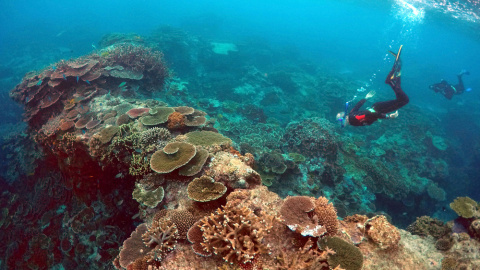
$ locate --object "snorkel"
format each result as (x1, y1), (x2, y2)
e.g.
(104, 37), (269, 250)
(337, 101), (349, 128)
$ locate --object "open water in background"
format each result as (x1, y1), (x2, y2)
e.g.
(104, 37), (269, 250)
(0, 0), (479, 198)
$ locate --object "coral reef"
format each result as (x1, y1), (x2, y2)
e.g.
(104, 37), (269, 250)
(3, 28), (480, 270)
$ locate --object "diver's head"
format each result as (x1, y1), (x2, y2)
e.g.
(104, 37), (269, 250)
(336, 112), (349, 127)
(336, 112), (345, 121)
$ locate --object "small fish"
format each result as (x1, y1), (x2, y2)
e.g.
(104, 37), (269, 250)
(63, 74), (67, 80)
(118, 82), (127, 88)
(92, 44), (97, 50)
(80, 104), (84, 110)
(48, 96), (52, 101)
(82, 130), (86, 134)
(26, 97), (29, 102)
(85, 80), (91, 85)
(36, 80), (42, 86)
(76, 76), (79, 83)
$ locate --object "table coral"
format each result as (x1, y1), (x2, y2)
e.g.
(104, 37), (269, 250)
(150, 142), (197, 173)
(450, 196), (479, 219)
(187, 176), (227, 202)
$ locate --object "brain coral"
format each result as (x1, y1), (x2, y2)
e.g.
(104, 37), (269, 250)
(150, 142), (196, 173)
(187, 176), (227, 202)
(317, 236), (363, 270)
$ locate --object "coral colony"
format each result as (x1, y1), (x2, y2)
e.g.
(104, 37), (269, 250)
(2, 31), (480, 269)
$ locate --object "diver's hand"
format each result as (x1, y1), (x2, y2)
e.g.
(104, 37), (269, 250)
(388, 111), (399, 118)
(365, 90), (376, 99)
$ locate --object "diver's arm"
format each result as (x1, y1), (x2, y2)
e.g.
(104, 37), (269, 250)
(350, 99), (367, 113)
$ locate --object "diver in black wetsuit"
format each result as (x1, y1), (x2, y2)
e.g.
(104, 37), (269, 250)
(429, 70), (470, 100)
(336, 46), (409, 127)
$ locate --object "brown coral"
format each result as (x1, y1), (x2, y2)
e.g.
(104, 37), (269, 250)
(167, 111), (185, 129)
(280, 196), (338, 237)
(192, 201), (277, 264)
(365, 215), (400, 250)
(141, 219), (179, 262)
(187, 176), (227, 202)
(178, 148), (209, 176)
(450, 196), (479, 218)
(150, 142), (197, 173)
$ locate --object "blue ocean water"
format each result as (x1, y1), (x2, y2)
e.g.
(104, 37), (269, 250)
(0, 0), (479, 268)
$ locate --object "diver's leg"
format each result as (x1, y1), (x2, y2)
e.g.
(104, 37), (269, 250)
(455, 74), (465, 92)
(372, 78), (409, 113)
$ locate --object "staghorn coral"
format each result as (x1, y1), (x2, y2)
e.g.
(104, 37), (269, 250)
(365, 215), (401, 250)
(275, 238), (330, 270)
(141, 218), (179, 262)
(194, 201), (277, 265)
(187, 176), (227, 202)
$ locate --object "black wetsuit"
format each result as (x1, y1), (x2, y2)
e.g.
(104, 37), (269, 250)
(348, 76), (409, 126)
(430, 74), (466, 100)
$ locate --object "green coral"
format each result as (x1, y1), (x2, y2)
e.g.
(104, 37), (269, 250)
(406, 216), (451, 239)
(140, 107), (175, 126)
(132, 183), (164, 208)
(185, 131), (231, 147)
(288, 152), (306, 163)
(450, 196), (479, 218)
(129, 153), (151, 176)
(317, 236), (363, 270)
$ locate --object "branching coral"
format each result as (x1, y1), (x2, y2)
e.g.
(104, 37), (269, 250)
(103, 43), (169, 91)
(141, 219), (179, 262)
(192, 201), (278, 265)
